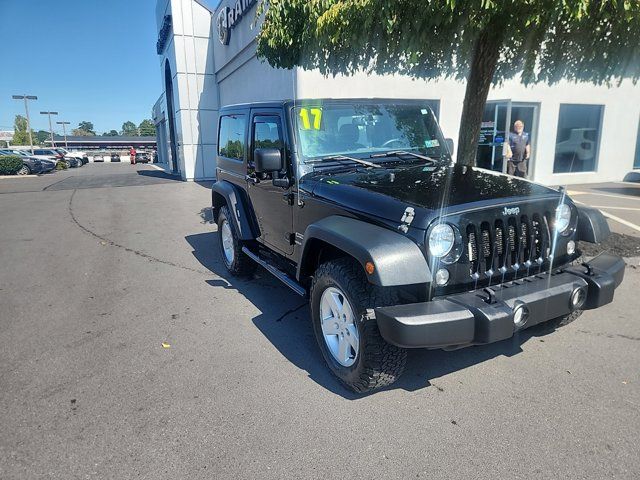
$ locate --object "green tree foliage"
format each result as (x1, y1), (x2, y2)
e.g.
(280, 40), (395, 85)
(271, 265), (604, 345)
(73, 121), (96, 136)
(12, 115), (33, 146)
(257, 0), (640, 166)
(121, 121), (138, 136)
(138, 119), (156, 137)
(34, 130), (50, 145)
(102, 130), (119, 136)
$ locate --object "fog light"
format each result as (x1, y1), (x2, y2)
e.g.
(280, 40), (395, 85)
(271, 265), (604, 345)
(435, 268), (450, 286)
(570, 286), (587, 310)
(567, 240), (576, 255)
(513, 304), (529, 328)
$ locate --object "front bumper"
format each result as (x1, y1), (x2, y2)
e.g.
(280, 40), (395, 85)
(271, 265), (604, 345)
(375, 253), (625, 349)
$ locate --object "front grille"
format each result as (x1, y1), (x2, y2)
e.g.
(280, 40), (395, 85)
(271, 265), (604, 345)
(466, 212), (553, 277)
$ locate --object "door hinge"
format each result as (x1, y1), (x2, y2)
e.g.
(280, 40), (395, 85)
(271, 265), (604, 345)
(283, 192), (295, 206)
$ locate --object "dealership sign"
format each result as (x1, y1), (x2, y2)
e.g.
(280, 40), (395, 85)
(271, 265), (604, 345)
(0, 130), (13, 143)
(217, 0), (257, 45)
(157, 15), (172, 54)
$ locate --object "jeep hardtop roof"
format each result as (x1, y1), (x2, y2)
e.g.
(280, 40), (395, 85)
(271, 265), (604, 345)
(219, 98), (437, 112)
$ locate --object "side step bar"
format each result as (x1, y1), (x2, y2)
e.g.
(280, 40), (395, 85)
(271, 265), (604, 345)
(241, 246), (307, 297)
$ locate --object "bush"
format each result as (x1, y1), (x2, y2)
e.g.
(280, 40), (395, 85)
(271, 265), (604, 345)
(0, 155), (24, 175)
(56, 160), (68, 170)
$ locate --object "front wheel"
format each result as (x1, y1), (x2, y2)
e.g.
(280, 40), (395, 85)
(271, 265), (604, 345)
(310, 258), (407, 393)
(17, 165), (31, 175)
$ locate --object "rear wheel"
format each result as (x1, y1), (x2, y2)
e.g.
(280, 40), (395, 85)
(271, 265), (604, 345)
(310, 258), (407, 393)
(17, 165), (31, 175)
(217, 205), (256, 277)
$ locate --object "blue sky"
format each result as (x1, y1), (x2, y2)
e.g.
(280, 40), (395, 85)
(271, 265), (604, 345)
(0, 0), (171, 134)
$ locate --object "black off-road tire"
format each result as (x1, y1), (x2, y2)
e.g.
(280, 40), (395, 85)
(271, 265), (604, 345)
(548, 309), (583, 329)
(217, 205), (256, 277)
(310, 257), (407, 393)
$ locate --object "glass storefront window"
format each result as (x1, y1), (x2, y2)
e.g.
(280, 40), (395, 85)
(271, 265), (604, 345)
(553, 104), (603, 173)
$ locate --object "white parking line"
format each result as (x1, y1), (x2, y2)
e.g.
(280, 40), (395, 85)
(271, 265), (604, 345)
(572, 199), (640, 233)
(590, 205), (640, 211)
(568, 190), (640, 203)
(599, 210), (640, 233)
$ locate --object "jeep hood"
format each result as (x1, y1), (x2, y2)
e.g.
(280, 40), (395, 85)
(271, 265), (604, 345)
(304, 163), (562, 230)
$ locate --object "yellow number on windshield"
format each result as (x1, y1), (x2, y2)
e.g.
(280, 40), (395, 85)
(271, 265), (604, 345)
(299, 108), (322, 130)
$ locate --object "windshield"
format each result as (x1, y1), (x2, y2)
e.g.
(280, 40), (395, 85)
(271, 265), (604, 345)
(293, 102), (448, 162)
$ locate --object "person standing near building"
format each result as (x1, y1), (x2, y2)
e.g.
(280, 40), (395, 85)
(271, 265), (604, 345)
(506, 120), (531, 178)
(129, 146), (136, 165)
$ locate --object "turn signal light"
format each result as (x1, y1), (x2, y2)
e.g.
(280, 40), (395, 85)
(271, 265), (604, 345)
(365, 262), (375, 275)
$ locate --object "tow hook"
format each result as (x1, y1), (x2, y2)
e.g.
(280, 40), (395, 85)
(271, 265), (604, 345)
(482, 287), (497, 304)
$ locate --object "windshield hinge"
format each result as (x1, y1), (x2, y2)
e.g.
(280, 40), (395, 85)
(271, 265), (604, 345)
(398, 207), (415, 233)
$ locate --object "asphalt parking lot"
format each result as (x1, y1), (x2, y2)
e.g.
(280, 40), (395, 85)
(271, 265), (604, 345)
(1, 163), (639, 479)
(568, 182), (640, 237)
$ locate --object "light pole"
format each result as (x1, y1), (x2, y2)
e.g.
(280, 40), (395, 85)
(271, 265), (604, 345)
(40, 111), (58, 148)
(56, 121), (70, 148)
(12, 95), (38, 154)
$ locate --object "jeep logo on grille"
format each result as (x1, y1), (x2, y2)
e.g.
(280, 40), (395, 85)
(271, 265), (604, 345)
(503, 206), (520, 216)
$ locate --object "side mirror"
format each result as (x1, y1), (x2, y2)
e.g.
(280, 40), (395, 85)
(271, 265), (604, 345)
(254, 148), (283, 173)
(445, 138), (455, 155)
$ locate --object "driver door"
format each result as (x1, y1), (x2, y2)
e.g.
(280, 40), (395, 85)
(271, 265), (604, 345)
(247, 110), (294, 255)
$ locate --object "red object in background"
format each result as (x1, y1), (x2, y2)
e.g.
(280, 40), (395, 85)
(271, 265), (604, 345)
(130, 147), (136, 164)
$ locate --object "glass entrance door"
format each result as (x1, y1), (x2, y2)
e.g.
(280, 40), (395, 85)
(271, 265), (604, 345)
(477, 101), (539, 177)
(477, 100), (511, 172)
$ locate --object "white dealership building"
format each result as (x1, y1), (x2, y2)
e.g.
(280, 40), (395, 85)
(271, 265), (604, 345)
(153, 0), (640, 185)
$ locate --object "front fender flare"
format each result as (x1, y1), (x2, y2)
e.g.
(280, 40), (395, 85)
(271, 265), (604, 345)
(576, 205), (610, 243)
(298, 216), (431, 286)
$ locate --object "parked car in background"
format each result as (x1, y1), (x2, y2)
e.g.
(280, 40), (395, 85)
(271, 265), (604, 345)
(135, 151), (151, 163)
(110, 152), (121, 162)
(0, 149), (55, 173)
(93, 154), (104, 162)
(56, 148), (89, 165)
(0, 150), (44, 175)
(11, 147), (60, 164)
(32, 148), (81, 168)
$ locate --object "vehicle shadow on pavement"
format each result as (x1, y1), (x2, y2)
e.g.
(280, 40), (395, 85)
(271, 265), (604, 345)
(185, 231), (354, 397)
(186, 230), (562, 399)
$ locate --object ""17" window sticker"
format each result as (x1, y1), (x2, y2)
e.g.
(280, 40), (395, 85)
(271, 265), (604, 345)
(299, 108), (323, 130)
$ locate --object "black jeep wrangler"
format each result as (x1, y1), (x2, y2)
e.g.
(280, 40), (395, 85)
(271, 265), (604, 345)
(211, 99), (624, 392)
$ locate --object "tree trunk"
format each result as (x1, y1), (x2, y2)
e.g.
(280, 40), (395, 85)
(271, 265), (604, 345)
(456, 25), (504, 167)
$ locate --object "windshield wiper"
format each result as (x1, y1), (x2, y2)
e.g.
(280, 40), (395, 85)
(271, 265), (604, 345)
(369, 150), (438, 163)
(313, 155), (382, 169)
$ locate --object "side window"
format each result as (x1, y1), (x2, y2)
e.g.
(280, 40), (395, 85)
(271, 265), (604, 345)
(250, 115), (283, 172)
(218, 115), (246, 160)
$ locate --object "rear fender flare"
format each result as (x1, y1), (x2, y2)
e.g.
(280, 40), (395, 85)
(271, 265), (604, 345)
(211, 181), (257, 241)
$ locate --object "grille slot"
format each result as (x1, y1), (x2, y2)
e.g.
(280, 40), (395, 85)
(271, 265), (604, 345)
(465, 211), (552, 278)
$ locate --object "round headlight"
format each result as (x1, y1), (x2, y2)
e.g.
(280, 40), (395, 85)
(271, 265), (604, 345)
(555, 203), (572, 234)
(429, 223), (455, 258)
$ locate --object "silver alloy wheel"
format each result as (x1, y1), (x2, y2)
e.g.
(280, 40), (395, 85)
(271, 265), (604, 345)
(319, 287), (359, 367)
(17, 165), (30, 175)
(220, 219), (235, 266)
